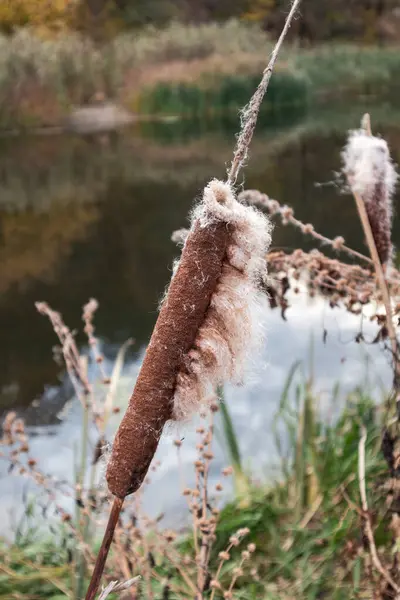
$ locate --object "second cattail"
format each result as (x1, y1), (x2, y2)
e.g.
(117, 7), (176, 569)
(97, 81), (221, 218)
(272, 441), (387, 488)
(342, 125), (397, 267)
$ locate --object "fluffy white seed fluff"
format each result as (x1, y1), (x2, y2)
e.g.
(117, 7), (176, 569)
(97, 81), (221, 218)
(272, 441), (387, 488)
(342, 129), (397, 207)
(172, 179), (272, 421)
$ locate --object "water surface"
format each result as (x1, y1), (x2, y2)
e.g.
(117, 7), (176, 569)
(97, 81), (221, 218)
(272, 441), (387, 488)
(1, 100), (399, 534)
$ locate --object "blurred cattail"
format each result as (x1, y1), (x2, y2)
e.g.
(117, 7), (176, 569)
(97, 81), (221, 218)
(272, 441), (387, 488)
(106, 179), (271, 500)
(342, 126), (397, 266)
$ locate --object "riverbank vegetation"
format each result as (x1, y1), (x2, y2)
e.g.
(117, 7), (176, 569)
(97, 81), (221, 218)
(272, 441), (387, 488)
(0, 365), (390, 599)
(1, 21), (400, 128)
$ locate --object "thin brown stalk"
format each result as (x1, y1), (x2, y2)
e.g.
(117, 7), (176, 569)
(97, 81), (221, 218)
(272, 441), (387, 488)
(349, 116), (400, 393)
(85, 497), (124, 600)
(239, 190), (374, 265)
(227, 557), (247, 595)
(192, 470), (200, 557)
(209, 541), (235, 600)
(358, 426), (400, 594)
(196, 414), (215, 599)
(228, 0), (302, 184)
(352, 190), (399, 381)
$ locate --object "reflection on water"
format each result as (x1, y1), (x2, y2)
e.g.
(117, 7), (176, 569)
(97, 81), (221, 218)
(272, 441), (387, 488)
(1, 99), (400, 534)
(1, 102), (400, 415)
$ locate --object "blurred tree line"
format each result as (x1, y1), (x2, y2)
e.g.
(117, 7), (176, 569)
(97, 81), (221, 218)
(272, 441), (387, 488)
(0, 0), (399, 42)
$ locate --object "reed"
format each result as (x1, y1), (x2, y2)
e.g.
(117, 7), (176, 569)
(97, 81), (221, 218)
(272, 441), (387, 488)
(83, 3), (300, 598)
(1, 374), (392, 599)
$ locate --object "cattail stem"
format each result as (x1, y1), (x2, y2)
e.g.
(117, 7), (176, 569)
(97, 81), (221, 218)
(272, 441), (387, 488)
(85, 496), (124, 600)
(350, 115), (400, 397)
(353, 189), (400, 388)
(227, 0), (301, 184)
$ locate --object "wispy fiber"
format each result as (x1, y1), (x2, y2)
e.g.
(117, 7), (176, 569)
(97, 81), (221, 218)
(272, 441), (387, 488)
(227, 0), (301, 184)
(172, 180), (271, 420)
(342, 127), (397, 266)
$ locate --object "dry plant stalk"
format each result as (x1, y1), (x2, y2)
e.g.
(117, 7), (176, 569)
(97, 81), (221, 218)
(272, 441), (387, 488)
(342, 116), (400, 392)
(85, 2), (302, 597)
(342, 117), (396, 268)
(343, 117), (400, 594)
(97, 576), (140, 600)
(358, 427), (400, 596)
(228, 0), (301, 184)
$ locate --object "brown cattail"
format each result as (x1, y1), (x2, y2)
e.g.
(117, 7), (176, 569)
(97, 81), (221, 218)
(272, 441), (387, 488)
(342, 128), (397, 266)
(106, 180), (271, 499)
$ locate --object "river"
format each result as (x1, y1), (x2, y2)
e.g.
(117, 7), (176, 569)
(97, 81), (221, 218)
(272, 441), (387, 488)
(0, 100), (399, 536)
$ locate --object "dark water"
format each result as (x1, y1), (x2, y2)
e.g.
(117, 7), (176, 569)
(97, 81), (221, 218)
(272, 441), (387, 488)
(1, 100), (400, 534)
(1, 101), (400, 420)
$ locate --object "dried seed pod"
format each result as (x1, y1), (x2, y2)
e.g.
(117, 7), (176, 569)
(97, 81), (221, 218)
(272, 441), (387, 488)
(342, 129), (397, 266)
(107, 180), (271, 499)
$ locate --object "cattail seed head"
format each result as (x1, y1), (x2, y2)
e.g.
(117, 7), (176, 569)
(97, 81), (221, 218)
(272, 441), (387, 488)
(106, 180), (271, 499)
(342, 128), (397, 266)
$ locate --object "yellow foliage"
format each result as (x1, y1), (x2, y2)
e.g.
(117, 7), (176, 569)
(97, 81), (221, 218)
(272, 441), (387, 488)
(242, 0), (276, 22)
(0, 0), (76, 33)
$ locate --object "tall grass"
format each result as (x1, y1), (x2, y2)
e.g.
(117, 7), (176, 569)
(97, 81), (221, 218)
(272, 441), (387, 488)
(1, 23), (400, 125)
(111, 19), (270, 65)
(0, 21), (270, 126)
(136, 71), (308, 117)
(0, 369), (389, 599)
(297, 44), (400, 97)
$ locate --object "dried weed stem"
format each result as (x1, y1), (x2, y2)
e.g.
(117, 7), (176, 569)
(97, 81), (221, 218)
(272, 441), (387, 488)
(98, 576), (140, 600)
(346, 116), (400, 395)
(353, 190), (399, 371)
(358, 427), (400, 596)
(227, 0), (301, 184)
